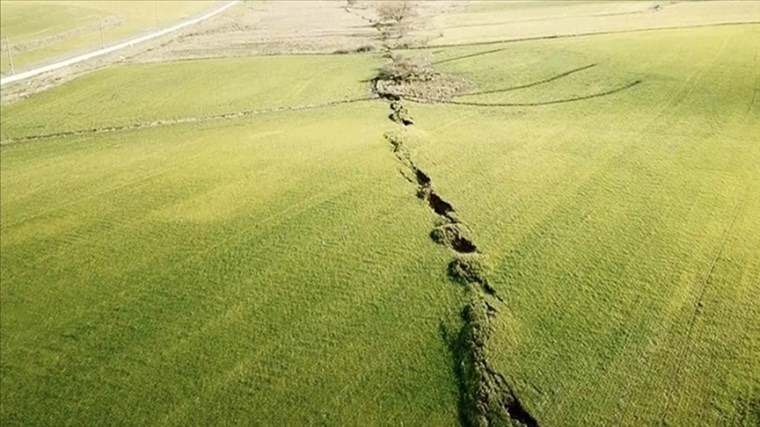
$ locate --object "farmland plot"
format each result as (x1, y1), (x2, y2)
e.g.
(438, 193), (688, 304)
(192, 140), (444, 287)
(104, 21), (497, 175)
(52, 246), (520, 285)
(1, 101), (467, 425)
(400, 23), (760, 426)
(1, 6), (759, 427)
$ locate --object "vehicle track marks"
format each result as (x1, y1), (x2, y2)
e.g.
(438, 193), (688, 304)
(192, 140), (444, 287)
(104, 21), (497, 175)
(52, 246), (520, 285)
(454, 63), (598, 97)
(659, 184), (749, 422)
(408, 80), (642, 108)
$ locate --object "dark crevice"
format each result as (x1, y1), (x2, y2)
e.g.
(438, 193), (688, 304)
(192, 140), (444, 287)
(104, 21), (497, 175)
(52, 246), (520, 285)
(389, 101), (415, 125)
(380, 55), (538, 427)
(431, 223), (477, 254)
(448, 257), (504, 302)
(415, 168), (431, 186)
(442, 298), (538, 427)
(427, 191), (457, 221)
(384, 131), (531, 426)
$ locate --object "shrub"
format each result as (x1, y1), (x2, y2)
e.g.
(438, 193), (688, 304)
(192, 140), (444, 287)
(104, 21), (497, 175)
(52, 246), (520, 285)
(377, 54), (436, 83)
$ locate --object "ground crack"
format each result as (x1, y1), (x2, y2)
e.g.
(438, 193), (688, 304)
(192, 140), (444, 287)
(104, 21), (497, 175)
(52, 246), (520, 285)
(382, 100), (538, 425)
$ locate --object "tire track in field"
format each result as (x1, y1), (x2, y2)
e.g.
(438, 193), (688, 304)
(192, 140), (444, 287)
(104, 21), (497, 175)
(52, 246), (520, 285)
(659, 184), (749, 422)
(407, 79), (642, 108)
(452, 63), (598, 96)
(0, 96), (377, 144)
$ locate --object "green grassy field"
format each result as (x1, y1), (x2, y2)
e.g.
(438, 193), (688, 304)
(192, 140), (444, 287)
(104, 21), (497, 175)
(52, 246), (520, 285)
(407, 23), (760, 425)
(0, 53), (381, 140)
(0, 0), (219, 75)
(1, 15), (759, 427)
(422, 0), (760, 46)
(0, 103), (467, 425)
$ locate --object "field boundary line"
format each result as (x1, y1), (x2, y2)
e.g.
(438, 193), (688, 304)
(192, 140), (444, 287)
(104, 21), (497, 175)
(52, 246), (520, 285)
(433, 6), (653, 31)
(0, 1), (241, 87)
(409, 21), (760, 51)
(0, 96), (378, 144)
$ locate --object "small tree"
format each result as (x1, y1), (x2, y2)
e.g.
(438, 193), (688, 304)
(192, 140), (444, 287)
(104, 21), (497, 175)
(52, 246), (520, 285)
(375, 1), (415, 24)
(374, 1), (416, 41)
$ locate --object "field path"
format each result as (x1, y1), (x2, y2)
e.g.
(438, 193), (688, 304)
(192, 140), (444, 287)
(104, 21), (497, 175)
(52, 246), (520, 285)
(0, 1), (241, 87)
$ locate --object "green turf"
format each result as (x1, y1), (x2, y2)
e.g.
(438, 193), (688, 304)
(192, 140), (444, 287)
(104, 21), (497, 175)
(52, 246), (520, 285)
(0, 0), (219, 75)
(0, 53), (381, 140)
(0, 102), (464, 425)
(404, 24), (760, 425)
(1, 20), (759, 427)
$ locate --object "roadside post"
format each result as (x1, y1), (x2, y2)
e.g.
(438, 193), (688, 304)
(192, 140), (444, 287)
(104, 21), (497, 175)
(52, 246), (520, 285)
(5, 37), (14, 75)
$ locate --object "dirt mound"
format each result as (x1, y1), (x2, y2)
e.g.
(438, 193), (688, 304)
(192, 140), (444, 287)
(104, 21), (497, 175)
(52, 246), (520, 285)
(448, 256), (487, 285)
(448, 256), (501, 299)
(389, 101), (414, 125)
(448, 297), (540, 427)
(374, 54), (472, 101)
(431, 223), (477, 253)
(377, 74), (471, 101)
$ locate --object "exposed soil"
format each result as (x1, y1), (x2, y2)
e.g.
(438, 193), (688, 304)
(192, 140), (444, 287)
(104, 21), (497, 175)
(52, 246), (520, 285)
(389, 101), (414, 125)
(431, 223), (477, 254)
(445, 297), (539, 427)
(377, 73), (472, 102)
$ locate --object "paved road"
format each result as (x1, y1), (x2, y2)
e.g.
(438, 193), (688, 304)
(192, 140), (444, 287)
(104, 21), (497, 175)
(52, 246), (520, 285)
(0, 1), (240, 87)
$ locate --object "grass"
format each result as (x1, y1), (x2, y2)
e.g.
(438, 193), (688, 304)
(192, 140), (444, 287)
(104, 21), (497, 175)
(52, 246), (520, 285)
(0, 53), (381, 140)
(1, 14), (759, 427)
(0, 0), (220, 75)
(0, 101), (464, 425)
(404, 23), (760, 425)
(420, 0), (760, 46)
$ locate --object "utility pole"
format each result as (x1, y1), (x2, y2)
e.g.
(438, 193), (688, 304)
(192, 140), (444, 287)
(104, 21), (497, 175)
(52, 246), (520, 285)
(5, 37), (14, 75)
(99, 19), (105, 49)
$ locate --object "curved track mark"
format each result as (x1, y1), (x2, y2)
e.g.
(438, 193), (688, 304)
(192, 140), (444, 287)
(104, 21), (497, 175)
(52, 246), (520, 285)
(408, 79), (642, 107)
(454, 63), (598, 97)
